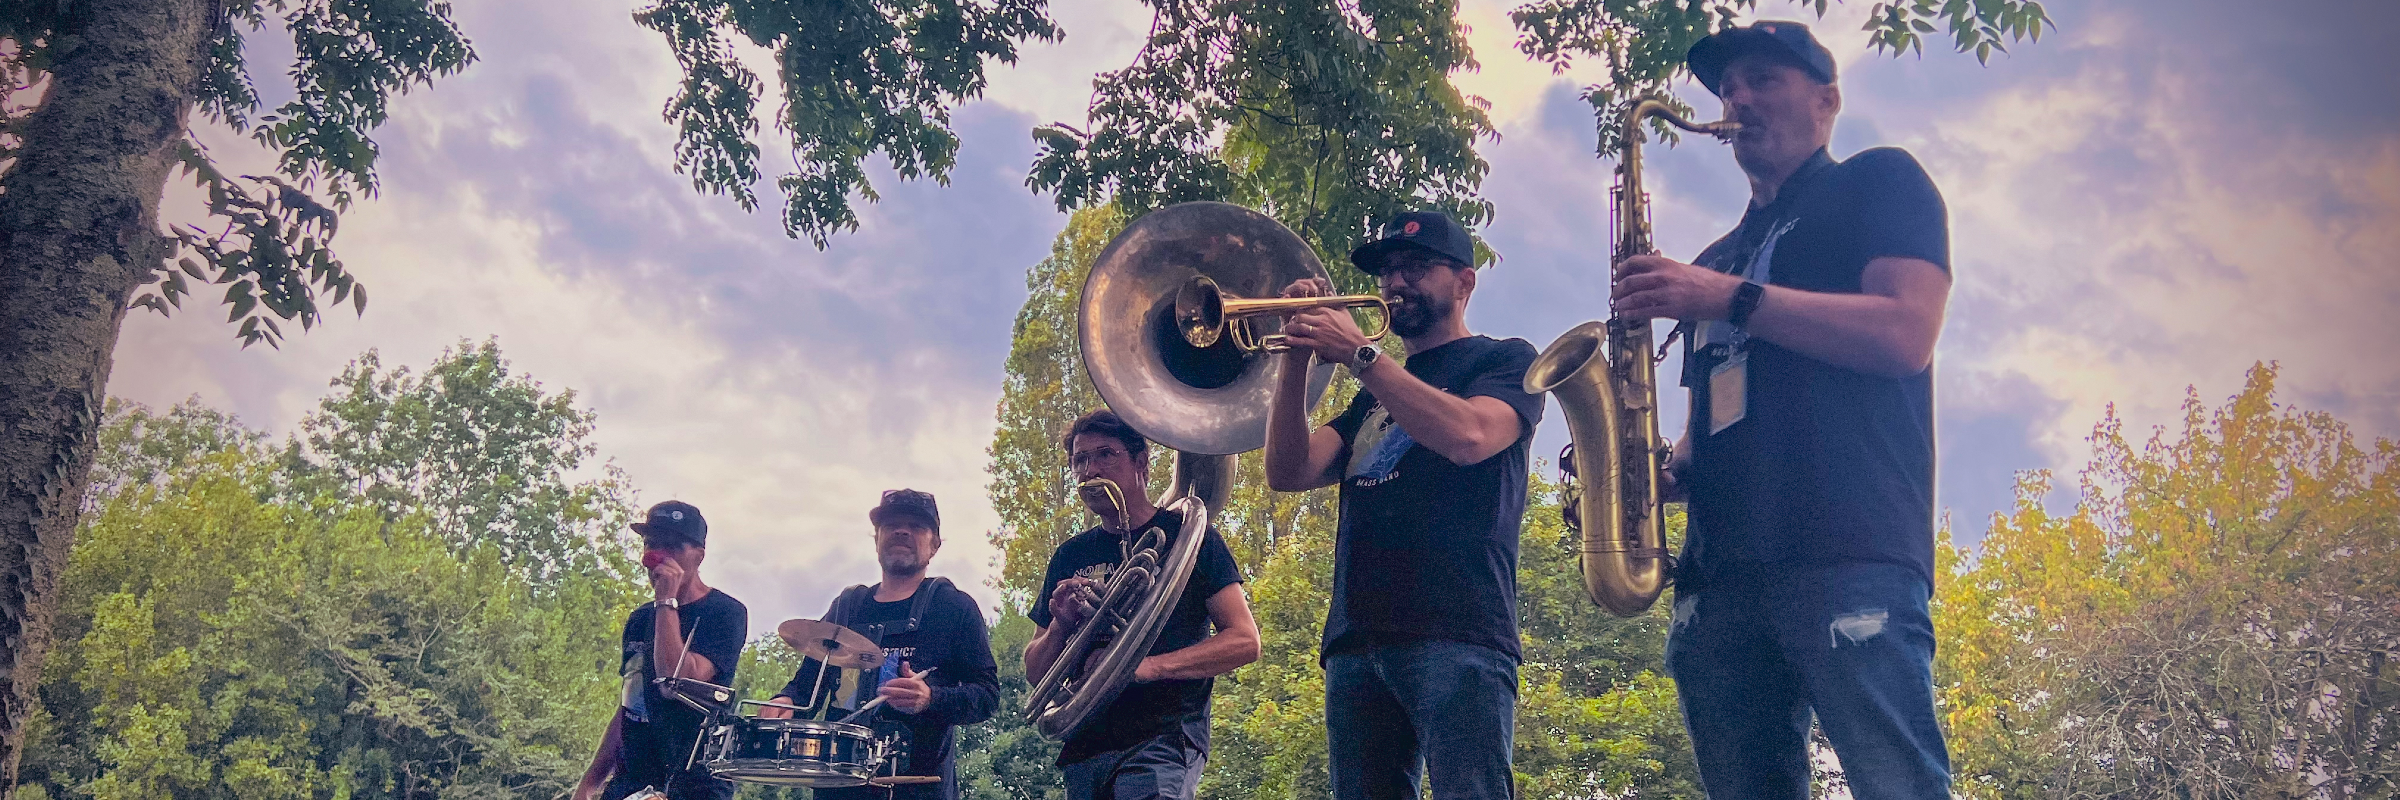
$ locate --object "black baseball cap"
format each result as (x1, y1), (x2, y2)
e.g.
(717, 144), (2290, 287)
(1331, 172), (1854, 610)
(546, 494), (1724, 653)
(1687, 20), (1838, 97)
(632, 500), (708, 547)
(870, 488), (940, 533)
(1350, 211), (1476, 275)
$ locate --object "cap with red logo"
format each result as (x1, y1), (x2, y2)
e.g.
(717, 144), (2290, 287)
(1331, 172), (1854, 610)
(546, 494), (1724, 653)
(1350, 210), (1477, 276)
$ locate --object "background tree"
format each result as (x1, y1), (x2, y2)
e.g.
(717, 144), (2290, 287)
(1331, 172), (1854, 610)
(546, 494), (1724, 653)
(16, 342), (645, 799)
(0, 0), (473, 785)
(291, 339), (638, 584)
(1023, 0), (1497, 276)
(1935, 364), (2399, 799)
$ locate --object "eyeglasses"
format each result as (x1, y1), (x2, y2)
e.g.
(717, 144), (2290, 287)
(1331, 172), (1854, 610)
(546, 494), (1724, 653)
(1069, 446), (1130, 469)
(1378, 258), (1450, 286)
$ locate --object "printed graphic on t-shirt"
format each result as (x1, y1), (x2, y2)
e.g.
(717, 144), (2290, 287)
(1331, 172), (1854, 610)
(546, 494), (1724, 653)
(1073, 562), (1116, 584)
(875, 646), (918, 686)
(619, 645), (649, 722)
(1346, 406), (1411, 486)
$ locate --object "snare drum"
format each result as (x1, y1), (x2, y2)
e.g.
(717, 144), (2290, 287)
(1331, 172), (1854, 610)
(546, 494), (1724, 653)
(703, 718), (884, 787)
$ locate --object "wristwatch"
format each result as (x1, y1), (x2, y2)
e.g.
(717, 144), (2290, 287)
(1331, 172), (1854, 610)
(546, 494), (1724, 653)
(657, 597), (680, 611)
(1728, 281), (1766, 331)
(1349, 344), (1380, 372)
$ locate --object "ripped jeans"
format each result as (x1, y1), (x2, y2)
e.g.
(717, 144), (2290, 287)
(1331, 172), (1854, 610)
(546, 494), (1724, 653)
(1665, 561), (1951, 800)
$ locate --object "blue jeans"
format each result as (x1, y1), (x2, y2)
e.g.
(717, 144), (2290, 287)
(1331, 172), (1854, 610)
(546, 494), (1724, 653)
(1326, 638), (1518, 800)
(1665, 561), (1951, 800)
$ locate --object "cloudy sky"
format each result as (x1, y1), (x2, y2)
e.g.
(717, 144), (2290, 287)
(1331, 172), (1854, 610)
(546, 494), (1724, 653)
(108, 0), (2400, 635)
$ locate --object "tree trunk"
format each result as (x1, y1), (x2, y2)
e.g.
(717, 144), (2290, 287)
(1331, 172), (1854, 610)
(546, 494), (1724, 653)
(0, 0), (214, 792)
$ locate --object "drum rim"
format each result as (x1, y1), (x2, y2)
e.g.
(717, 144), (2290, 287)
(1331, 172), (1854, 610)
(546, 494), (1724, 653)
(739, 717), (876, 737)
(707, 757), (876, 786)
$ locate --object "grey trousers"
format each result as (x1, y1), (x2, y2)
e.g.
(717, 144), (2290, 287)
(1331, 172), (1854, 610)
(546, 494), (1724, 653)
(1062, 724), (1208, 800)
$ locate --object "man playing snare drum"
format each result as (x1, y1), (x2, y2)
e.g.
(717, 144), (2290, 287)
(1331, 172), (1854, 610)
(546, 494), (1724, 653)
(760, 489), (1001, 800)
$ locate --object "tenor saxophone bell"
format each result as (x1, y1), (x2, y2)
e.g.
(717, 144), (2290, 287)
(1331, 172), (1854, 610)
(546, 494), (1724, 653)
(1525, 97), (1738, 617)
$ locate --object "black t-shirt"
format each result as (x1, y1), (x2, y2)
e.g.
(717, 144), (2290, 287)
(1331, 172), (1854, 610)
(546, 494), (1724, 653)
(1323, 335), (1544, 662)
(1679, 146), (1949, 589)
(849, 598), (916, 687)
(1030, 507), (1244, 765)
(616, 589), (748, 783)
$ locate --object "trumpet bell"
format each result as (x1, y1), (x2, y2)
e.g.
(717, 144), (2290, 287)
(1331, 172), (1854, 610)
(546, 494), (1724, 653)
(1081, 202), (1337, 455)
(1174, 276), (1229, 350)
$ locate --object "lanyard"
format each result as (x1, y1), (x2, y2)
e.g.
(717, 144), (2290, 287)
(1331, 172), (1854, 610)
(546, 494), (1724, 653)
(1689, 149), (1835, 355)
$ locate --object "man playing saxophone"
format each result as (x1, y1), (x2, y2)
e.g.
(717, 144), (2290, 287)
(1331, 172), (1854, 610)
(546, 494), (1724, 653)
(1610, 21), (1954, 799)
(1265, 211), (1544, 800)
(1025, 410), (1258, 800)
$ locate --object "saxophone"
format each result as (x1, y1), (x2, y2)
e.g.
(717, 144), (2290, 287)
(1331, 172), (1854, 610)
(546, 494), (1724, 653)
(1524, 97), (1739, 617)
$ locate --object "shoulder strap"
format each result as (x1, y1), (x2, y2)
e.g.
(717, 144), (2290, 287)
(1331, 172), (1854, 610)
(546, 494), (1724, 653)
(899, 577), (954, 634)
(827, 584), (875, 627)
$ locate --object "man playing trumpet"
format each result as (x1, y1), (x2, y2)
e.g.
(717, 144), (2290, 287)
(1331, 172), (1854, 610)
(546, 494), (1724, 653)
(1265, 211), (1545, 800)
(1026, 409), (1259, 800)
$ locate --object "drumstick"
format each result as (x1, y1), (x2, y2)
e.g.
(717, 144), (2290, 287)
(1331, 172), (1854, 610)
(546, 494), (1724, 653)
(838, 666), (938, 724)
(739, 699), (810, 713)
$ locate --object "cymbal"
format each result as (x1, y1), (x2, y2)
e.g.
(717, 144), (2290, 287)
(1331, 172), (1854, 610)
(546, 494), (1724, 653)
(868, 776), (943, 786)
(777, 619), (883, 670)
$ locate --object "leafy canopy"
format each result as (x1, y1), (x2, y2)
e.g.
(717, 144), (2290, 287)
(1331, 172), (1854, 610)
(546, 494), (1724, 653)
(632, 0), (1061, 248)
(0, 0), (476, 346)
(1935, 364), (2400, 799)
(1510, 0), (2051, 156)
(1026, 0), (1496, 283)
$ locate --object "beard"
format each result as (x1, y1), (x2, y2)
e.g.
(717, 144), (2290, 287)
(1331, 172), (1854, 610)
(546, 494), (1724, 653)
(879, 546), (927, 576)
(1386, 287), (1453, 338)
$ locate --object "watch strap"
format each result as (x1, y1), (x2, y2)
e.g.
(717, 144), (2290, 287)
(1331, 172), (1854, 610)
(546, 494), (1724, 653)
(1350, 345), (1380, 371)
(1728, 281), (1766, 330)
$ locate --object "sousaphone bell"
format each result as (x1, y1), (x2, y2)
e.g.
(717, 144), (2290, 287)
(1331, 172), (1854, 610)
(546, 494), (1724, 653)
(1023, 202), (1339, 740)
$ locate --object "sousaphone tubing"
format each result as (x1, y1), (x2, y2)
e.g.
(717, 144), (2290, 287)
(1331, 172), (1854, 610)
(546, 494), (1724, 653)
(1023, 202), (1334, 740)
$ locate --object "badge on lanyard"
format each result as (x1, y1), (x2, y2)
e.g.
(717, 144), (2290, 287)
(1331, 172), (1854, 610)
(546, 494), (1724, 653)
(1708, 349), (1747, 436)
(1700, 208), (1797, 438)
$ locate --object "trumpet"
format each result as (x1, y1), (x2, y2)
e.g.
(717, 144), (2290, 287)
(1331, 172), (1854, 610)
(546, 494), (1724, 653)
(1175, 275), (1390, 353)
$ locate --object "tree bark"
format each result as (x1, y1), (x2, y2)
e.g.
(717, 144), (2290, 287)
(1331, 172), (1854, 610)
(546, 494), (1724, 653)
(0, 0), (214, 792)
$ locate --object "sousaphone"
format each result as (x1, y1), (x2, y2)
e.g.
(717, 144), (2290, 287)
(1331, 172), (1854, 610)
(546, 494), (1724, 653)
(1023, 202), (1340, 740)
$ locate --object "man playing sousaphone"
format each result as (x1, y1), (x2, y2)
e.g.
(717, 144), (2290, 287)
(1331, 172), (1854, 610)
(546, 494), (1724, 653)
(1026, 409), (1259, 800)
(1264, 211), (1544, 800)
(1613, 21), (1955, 799)
(758, 489), (1000, 800)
